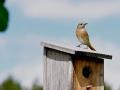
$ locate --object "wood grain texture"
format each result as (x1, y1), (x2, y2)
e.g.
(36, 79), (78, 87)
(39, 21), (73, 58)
(43, 48), (73, 90)
(72, 56), (104, 90)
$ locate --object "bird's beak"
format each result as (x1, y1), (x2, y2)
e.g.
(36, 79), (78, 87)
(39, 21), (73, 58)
(84, 23), (88, 26)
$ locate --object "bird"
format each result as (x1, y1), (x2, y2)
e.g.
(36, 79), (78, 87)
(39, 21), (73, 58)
(75, 23), (96, 51)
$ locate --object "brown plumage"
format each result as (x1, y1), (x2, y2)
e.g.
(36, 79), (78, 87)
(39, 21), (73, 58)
(76, 23), (96, 51)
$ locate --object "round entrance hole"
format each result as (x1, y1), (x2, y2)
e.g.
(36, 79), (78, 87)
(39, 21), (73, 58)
(82, 66), (92, 78)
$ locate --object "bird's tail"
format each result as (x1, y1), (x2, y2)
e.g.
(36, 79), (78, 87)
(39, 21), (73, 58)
(88, 44), (96, 51)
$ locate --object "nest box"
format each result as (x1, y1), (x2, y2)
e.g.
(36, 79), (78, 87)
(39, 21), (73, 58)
(41, 42), (112, 90)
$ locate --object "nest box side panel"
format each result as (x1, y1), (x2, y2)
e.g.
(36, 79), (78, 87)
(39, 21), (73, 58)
(43, 48), (73, 90)
(72, 56), (104, 90)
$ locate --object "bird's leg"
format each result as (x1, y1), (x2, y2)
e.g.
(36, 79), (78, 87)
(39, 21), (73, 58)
(76, 44), (82, 47)
(77, 44), (80, 47)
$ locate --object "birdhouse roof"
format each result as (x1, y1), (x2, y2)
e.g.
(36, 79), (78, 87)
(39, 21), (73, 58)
(41, 41), (112, 59)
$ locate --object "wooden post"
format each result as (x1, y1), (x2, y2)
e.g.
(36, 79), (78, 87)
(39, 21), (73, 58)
(41, 42), (112, 90)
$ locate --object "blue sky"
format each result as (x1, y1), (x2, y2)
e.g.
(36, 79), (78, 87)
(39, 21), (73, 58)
(0, 0), (120, 89)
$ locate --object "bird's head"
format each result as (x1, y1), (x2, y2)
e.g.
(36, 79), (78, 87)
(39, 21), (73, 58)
(77, 23), (88, 28)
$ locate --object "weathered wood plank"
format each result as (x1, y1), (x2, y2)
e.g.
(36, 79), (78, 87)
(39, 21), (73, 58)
(43, 47), (47, 90)
(41, 41), (112, 59)
(44, 48), (73, 90)
(41, 41), (75, 54)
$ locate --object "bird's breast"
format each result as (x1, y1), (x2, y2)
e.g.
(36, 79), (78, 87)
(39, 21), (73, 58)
(76, 29), (85, 44)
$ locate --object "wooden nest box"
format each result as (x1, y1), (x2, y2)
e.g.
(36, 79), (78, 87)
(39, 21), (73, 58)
(41, 42), (112, 90)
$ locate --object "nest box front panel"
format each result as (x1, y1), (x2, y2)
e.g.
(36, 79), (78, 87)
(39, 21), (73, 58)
(72, 56), (104, 89)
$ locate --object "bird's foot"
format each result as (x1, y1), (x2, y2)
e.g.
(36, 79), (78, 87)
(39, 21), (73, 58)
(76, 44), (81, 47)
(76, 44), (88, 50)
(76, 44), (82, 47)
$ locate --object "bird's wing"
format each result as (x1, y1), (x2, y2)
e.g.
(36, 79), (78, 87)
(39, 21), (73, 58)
(80, 30), (90, 45)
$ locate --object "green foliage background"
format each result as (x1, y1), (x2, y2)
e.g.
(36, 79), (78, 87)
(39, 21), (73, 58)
(105, 82), (112, 90)
(0, 76), (43, 90)
(0, 0), (9, 32)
